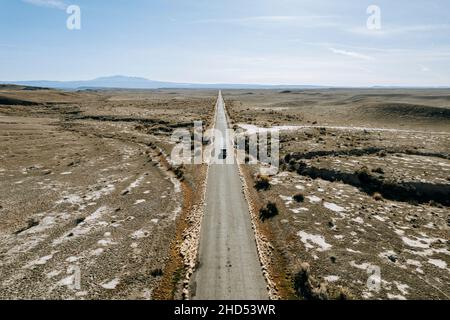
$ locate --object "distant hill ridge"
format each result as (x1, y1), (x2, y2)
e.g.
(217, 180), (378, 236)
(1, 75), (327, 90)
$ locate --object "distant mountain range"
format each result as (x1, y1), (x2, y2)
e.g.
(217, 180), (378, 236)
(1, 75), (327, 90)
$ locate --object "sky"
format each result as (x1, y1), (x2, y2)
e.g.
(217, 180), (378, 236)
(1, 0), (449, 86)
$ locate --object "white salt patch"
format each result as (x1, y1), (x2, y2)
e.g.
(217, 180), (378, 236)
(56, 194), (84, 206)
(387, 293), (406, 300)
(347, 248), (362, 254)
(401, 235), (434, 249)
(350, 261), (375, 270)
(279, 195), (293, 206)
(306, 195), (321, 203)
(46, 270), (61, 278)
(373, 215), (387, 222)
(297, 231), (332, 251)
(151, 219), (159, 224)
(394, 282), (410, 295)
(334, 235), (344, 240)
(378, 250), (397, 261)
(26, 216), (56, 234)
(123, 175), (145, 194)
(97, 239), (116, 246)
(131, 229), (149, 239)
(85, 206), (109, 223)
(324, 275), (339, 282)
(352, 217), (364, 224)
(428, 259), (447, 269)
(406, 259), (422, 267)
(424, 222), (434, 229)
(101, 278), (120, 290)
(24, 252), (56, 268)
(134, 199), (146, 205)
(295, 185), (305, 190)
(238, 123), (302, 135)
(323, 202), (345, 213)
(90, 248), (104, 256)
(88, 184), (115, 201)
(61, 172), (72, 175)
(58, 275), (76, 287)
(65, 256), (79, 263)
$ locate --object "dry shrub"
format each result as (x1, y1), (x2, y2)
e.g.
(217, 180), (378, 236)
(293, 193), (305, 202)
(355, 166), (371, 183)
(259, 201), (278, 221)
(372, 167), (384, 174)
(294, 262), (353, 300)
(373, 192), (383, 201)
(254, 174), (270, 191)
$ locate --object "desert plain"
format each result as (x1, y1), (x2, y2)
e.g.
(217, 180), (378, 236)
(0, 85), (449, 299)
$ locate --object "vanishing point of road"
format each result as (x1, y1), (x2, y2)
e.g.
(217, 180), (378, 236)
(192, 91), (268, 300)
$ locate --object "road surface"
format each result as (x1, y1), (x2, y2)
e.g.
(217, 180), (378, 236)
(191, 91), (268, 300)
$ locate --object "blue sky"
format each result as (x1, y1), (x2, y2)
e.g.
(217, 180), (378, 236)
(1, 0), (449, 86)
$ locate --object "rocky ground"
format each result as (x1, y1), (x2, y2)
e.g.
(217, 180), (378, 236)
(1, 86), (448, 300)
(0, 86), (215, 299)
(225, 89), (450, 300)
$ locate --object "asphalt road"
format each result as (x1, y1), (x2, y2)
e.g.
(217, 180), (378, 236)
(192, 91), (268, 300)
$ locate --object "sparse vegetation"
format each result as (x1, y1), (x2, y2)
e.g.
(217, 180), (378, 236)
(254, 174), (270, 191)
(171, 165), (185, 180)
(294, 262), (352, 300)
(150, 268), (163, 277)
(372, 167), (384, 174)
(0, 87), (214, 299)
(355, 166), (371, 183)
(227, 89), (450, 300)
(259, 201), (278, 220)
(293, 193), (305, 202)
(372, 192), (383, 201)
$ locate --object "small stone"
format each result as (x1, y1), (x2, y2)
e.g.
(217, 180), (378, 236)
(388, 255), (398, 263)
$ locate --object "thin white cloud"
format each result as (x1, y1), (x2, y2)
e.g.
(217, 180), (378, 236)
(22, 0), (67, 10)
(194, 15), (337, 28)
(329, 48), (373, 61)
(349, 24), (450, 37)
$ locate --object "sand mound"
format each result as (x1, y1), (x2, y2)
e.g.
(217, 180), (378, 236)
(358, 103), (450, 120)
(0, 95), (39, 106)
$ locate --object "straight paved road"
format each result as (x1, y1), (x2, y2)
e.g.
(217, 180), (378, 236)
(192, 91), (268, 300)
